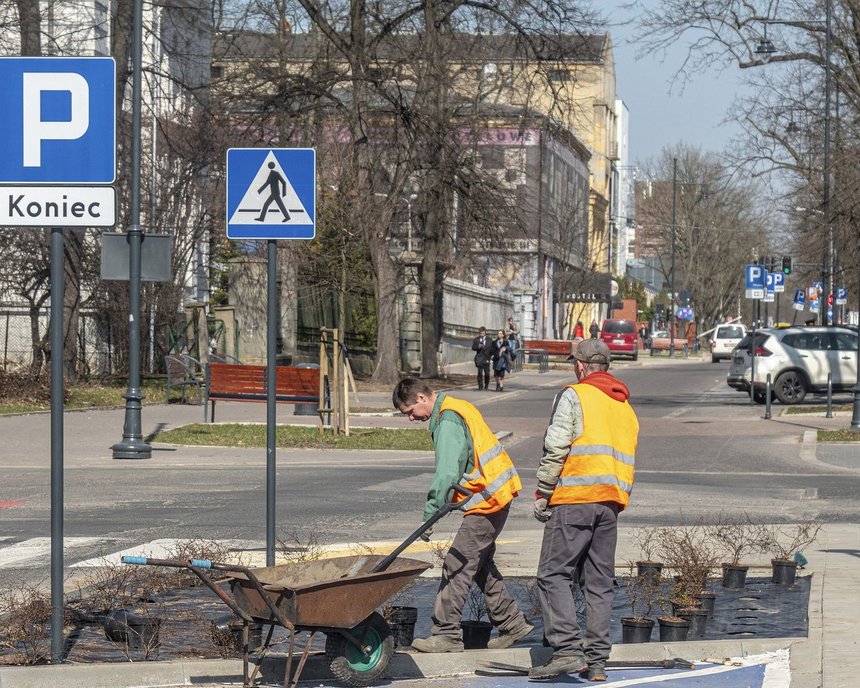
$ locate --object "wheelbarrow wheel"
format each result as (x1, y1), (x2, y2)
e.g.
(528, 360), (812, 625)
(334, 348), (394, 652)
(326, 611), (394, 687)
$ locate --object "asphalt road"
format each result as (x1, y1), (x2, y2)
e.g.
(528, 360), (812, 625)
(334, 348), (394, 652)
(1, 359), (857, 586)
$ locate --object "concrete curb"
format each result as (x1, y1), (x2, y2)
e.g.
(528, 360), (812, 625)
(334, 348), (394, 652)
(0, 639), (799, 688)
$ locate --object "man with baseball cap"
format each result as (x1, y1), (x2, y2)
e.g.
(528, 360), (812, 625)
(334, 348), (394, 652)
(528, 338), (639, 681)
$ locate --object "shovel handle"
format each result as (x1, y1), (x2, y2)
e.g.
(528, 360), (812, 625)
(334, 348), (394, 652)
(370, 483), (471, 574)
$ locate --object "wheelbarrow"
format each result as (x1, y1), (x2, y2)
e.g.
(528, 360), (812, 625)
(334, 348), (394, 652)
(121, 484), (469, 687)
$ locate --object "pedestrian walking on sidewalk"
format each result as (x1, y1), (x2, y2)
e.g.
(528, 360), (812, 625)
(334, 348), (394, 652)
(492, 330), (512, 391)
(589, 320), (600, 339)
(392, 377), (534, 653)
(471, 326), (493, 390)
(529, 339), (639, 681)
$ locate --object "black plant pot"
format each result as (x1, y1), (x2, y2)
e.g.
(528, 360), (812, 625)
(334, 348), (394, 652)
(721, 563), (749, 590)
(772, 559), (799, 585)
(621, 617), (654, 643)
(461, 620), (493, 649)
(387, 606), (419, 648)
(676, 607), (708, 639)
(694, 590), (716, 616)
(211, 616), (263, 653)
(657, 617), (689, 642)
(103, 609), (161, 650)
(636, 561), (663, 583)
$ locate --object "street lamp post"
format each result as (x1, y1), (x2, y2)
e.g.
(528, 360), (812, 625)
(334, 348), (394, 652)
(670, 157), (677, 357)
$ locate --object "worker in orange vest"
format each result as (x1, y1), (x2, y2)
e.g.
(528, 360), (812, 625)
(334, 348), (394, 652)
(529, 339), (639, 682)
(392, 377), (533, 652)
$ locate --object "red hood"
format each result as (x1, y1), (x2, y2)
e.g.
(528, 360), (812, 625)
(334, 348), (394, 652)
(580, 371), (630, 402)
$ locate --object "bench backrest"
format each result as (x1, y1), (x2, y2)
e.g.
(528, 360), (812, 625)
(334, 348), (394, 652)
(208, 363), (320, 401)
(523, 339), (574, 357)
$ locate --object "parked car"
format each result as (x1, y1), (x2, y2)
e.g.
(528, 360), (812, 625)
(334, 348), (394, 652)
(709, 323), (746, 363)
(727, 325), (858, 404)
(599, 319), (638, 361)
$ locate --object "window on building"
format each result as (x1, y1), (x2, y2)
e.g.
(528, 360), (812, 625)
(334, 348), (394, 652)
(547, 69), (572, 83)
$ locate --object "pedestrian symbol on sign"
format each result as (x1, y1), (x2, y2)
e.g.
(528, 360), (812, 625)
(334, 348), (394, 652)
(228, 151), (311, 228)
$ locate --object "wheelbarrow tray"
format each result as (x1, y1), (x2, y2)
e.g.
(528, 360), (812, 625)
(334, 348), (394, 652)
(228, 554), (432, 629)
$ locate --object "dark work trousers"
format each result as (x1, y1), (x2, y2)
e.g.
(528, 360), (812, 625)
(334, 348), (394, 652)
(536, 502), (619, 664)
(431, 507), (525, 639)
(476, 362), (490, 389)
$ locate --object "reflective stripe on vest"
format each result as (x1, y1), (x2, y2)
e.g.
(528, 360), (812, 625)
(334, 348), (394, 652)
(438, 395), (522, 514)
(549, 383), (638, 510)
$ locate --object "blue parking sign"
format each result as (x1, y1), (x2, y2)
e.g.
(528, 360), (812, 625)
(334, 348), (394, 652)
(745, 264), (765, 299)
(226, 148), (316, 240)
(0, 57), (115, 183)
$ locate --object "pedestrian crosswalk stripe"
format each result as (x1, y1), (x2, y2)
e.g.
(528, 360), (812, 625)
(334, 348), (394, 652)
(0, 537), (102, 568)
(228, 150), (310, 226)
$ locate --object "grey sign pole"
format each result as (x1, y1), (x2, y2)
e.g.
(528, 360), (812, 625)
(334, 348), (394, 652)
(267, 239), (277, 566)
(112, 0), (151, 459)
(50, 227), (64, 662)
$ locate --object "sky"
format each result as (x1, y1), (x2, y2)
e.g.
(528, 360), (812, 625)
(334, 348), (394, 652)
(603, 1), (752, 167)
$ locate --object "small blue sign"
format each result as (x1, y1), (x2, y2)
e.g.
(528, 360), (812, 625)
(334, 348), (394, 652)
(676, 306), (694, 320)
(793, 289), (806, 304)
(835, 287), (848, 305)
(745, 264), (765, 299)
(0, 57), (115, 183)
(226, 148), (316, 240)
(773, 272), (785, 293)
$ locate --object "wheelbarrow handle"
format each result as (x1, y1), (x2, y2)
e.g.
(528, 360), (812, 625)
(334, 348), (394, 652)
(370, 483), (471, 574)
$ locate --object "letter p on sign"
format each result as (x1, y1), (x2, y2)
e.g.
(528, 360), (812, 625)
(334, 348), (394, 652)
(23, 73), (89, 167)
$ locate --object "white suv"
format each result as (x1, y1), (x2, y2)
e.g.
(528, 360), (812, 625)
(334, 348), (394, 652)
(709, 323), (746, 363)
(727, 326), (858, 404)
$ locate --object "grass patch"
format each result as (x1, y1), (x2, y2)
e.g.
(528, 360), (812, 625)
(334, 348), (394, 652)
(785, 404), (852, 415)
(0, 380), (168, 415)
(154, 423), (434, 451)
(818, 428), (860, 442)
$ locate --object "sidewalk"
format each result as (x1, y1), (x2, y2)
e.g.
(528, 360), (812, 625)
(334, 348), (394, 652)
(0, 362), (858, 687)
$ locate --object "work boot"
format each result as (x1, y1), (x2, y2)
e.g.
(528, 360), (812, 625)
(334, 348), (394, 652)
(487, 620), (534, 649)
(582, 662), (607, 682)
(528, 653), (588, 679)
(410, 635), (464, 653)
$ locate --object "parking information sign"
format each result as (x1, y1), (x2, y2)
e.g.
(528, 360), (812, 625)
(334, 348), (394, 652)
(745, 264), (766, 299)
(0, 57), (116, 227)
(0, 57), (115, 183)
(835, 287), (848, 305)
(764, 272), (775, 303)
(226, 148), (316, 240)
(773, 272), (785, 293)
(793, 288), (806, 311)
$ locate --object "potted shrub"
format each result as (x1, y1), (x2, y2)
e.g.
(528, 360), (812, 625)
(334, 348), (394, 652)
(712, 513), (762, 589)
(655, 591), (689, 643)
(759, 520), (821, 586)
(620, 563), (658, 643)
(658, 524), (718, 640)
(632, 527), (664, 582)
(461, 584), (492, 649)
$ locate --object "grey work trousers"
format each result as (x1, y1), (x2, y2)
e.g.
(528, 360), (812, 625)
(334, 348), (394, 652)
(431, 507), (525, 639)
(536, 501), (619, 663)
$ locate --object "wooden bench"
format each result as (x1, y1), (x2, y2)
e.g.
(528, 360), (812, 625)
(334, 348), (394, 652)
(164, 354), (203, 404)
(523, 339), (574, 358)
(205, 363), (323, 423)
(649, 337), (689, 357)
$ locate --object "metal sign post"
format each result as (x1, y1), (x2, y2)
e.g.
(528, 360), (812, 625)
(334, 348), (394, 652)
(0, 55), (116, 662)
(225, 148), (316, 566)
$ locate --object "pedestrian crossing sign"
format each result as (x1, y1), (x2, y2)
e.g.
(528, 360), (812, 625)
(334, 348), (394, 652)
(226, 148), (315, 239)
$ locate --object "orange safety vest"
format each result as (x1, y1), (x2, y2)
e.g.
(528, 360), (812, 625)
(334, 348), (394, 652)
(549, 383), (638, 511)
(438, 396), (522, 514)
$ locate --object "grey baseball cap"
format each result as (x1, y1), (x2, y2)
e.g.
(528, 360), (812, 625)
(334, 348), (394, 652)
(568, 338), (612, 364)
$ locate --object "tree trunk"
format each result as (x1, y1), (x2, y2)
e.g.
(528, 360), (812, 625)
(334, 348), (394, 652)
(28, 304), (45, 376)
(63, 229), (84, 382)
(15, 0), (41, 56)
(368, 234), (401, 384)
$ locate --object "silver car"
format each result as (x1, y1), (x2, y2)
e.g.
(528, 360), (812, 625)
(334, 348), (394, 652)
(727, 326), (858, 404)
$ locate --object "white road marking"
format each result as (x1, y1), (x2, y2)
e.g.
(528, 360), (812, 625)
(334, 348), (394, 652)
(0, 537), (102, 568)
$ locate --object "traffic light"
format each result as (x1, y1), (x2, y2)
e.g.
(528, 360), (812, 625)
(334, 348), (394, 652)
(781, 256), (792, 275)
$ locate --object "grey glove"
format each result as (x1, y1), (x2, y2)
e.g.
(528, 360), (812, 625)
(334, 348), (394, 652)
(533, 497), (551, 522)
(419, 525), (434, 542)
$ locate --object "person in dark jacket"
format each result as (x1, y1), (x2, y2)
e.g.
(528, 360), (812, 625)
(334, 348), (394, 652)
(471, 327), (493, 390)
(589, 320), (600, 339)
(492, 330), (512, 391)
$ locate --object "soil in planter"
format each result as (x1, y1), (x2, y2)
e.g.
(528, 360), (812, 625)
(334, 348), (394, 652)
(0, 575), (810, 666)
